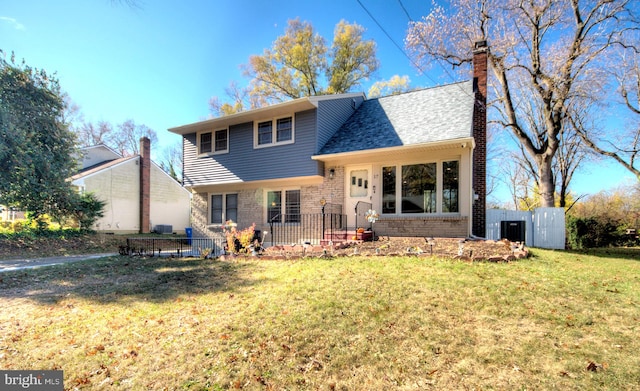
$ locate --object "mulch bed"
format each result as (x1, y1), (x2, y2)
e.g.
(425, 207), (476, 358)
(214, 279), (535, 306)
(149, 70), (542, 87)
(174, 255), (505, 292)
(223, 237), (528, 262)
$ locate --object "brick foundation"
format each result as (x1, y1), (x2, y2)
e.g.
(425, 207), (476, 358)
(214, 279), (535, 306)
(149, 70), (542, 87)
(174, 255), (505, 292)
(373, 216), (468, 238)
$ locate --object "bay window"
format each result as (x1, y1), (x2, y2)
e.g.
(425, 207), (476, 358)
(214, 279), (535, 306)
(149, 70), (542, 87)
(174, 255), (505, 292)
(382, 160), (459, 215)
(443, 161), (459, 213)
(382, 166), (396, 214)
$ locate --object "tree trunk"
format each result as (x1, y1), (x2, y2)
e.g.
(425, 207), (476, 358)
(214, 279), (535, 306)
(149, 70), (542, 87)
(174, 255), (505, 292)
(538, 156), (556, 207)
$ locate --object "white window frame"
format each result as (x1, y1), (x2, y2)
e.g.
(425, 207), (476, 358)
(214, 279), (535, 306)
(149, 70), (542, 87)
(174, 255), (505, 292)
(198, 128), (229, 156)
(213, 128), (229, 154)
(198, 131), (212, 155)
(264, 188), (301, 224)
(380, 159), (460, 216)
(208, 193), (238, 225)
(253, 115), (295, 149)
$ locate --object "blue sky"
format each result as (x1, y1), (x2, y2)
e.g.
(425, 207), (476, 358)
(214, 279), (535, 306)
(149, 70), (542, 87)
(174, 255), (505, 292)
(2, 0), (636, 204)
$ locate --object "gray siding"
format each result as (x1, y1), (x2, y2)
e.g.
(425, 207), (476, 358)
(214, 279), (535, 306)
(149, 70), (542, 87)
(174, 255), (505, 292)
(183, 109), (322, 187)
(316, 96), (364, 153)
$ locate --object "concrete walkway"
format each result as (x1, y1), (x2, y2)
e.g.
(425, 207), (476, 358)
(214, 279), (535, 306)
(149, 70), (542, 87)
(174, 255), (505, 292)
(0, 253), (117, 273)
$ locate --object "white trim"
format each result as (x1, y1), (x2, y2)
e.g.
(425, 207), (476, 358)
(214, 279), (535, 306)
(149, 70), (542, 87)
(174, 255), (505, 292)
(197, 128), (229, 156)
(253, 115), (295, 149)
(263, 187), (301, 224)
(71, 156), (137, 182)
(79, 144), (122, 158)
(207, 192), (238, 226)
(379, 158), (461, 216)
(311, 137), (474, 162)
(168, 92), (365, 136)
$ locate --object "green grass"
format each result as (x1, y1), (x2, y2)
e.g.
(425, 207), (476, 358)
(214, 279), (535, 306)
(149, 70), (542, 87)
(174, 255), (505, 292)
(1, 249), (639, 390)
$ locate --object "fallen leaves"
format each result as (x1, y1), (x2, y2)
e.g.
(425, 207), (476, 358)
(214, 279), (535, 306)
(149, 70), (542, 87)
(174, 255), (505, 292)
(586, 361), (607, 372)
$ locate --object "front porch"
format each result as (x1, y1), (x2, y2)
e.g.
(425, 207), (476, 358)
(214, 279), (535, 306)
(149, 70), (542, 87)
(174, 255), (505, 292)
(268, 212), (468, 246)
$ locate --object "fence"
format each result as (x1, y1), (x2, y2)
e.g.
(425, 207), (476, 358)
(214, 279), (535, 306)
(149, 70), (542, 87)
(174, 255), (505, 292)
(486, 207), (565, 249)
(269, 213), (347, 245)
(123, 237), (224, 257)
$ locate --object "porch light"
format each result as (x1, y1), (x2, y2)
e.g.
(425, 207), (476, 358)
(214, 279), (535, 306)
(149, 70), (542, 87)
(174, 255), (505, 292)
(319, 198), (326, 207)
(329, 168), (335, 179)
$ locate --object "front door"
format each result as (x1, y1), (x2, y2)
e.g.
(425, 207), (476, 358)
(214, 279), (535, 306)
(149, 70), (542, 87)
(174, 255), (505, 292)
(345, 165), (372, 230)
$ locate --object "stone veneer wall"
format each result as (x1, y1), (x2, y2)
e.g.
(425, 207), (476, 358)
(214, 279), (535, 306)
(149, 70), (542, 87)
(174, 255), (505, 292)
(237, 189), (264, 233)
(190, 192), (209, 238)
(191, 165), (469, 240)
(302, 166), (346, 214)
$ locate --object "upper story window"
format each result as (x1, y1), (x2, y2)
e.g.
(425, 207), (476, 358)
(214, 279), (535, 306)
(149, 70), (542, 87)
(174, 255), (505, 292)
(200, 132), (212, 154)
(199, 128), (228, 155)
(254, 116), (294, 148)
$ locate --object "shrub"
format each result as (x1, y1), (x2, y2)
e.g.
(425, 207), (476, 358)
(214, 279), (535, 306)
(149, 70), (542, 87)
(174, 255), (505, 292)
(73, 193), (106, 230)
(238, 223), (256, 250)
(11, 220), (28, 233)
(566, 215), (622, 249)
(222, 221), (256, 253)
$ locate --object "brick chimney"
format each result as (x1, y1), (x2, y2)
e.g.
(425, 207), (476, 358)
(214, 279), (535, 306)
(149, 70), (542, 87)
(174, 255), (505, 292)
(472, 40), (488, 238)
(140, 137), (151, 234)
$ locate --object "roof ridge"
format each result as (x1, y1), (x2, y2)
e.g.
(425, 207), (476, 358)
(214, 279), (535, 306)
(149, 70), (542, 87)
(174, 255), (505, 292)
(370, 79), (472, 101)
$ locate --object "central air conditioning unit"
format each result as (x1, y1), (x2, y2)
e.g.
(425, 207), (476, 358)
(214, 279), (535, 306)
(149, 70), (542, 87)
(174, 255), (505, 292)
(500, 220), (525, 243)
(154, 224), (173, 234)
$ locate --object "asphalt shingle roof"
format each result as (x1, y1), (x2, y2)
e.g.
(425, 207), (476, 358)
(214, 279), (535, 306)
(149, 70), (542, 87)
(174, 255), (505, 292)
(317, 80), (474, 155)
(70, 157), (134, 181)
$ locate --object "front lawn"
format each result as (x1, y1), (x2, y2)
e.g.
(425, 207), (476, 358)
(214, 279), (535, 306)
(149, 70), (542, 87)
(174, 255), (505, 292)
(0, 231), (126, 260)
(1, 249), (639, 390)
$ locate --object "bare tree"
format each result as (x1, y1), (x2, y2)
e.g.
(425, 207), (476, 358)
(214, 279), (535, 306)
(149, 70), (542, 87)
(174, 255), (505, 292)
(499, 152), (534, 210)
(74, 121), (114, 147)
(574, 49), (640, 180)
(73, 119), (157, 156)
(557, 107), (590, 207)
(406, 0), (639, 207)
(112, 119), (158, 156)
(160, 141), (183, 183)
(209, 81), (260, 117)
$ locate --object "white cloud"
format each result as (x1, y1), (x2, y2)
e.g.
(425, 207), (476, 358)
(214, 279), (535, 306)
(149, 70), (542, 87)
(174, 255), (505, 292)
(0, 16), (25, 31)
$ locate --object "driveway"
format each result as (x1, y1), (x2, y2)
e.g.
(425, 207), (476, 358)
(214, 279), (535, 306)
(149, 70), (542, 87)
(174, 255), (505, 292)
(0, 253), (117, 273)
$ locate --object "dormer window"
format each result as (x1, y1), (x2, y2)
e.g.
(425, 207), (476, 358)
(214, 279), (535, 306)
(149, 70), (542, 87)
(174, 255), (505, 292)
(254, 116), (294, 148)
(199, 128), (228, 155)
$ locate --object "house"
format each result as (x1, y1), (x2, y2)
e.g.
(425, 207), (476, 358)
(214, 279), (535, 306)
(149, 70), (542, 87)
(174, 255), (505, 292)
(169, 41), (488, 242)
(70, 138), (191, 234)
(0, 206), (25, 222)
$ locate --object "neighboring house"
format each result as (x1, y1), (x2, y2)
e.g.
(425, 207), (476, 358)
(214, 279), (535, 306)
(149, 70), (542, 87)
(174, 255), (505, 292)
(0, 206), (26, 222)
(70, 138), (191, 234)
(170, 41), (488, 242)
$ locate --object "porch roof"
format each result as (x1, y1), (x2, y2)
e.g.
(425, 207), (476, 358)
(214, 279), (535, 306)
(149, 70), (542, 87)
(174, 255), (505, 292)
(315, 80), (474, 156)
